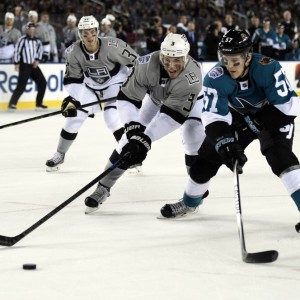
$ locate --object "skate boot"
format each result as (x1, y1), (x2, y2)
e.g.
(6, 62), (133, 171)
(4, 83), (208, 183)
(85, 183), (110, 214)
(160, 191), (209, 218)
(46, 152), (65, 172)
(160, 199), (198, 218)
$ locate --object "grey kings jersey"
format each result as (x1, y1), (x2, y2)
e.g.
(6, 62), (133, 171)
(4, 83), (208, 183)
(121, 51), (202, 124)
(64, 37), (138, 91)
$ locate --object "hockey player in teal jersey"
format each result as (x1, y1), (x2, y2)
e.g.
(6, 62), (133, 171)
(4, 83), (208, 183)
(161, 29), (300, 232)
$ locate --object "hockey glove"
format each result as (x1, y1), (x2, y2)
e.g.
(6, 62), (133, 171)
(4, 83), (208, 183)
(61, 96), (81, 118)
(215, 135), (247, 174)
(124, 121), (146, 139)
(120, 133), (151, 166)
(243, 114), (262, 135)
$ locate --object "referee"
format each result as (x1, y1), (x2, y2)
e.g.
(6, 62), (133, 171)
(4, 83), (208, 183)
(8, 22), (47, 110)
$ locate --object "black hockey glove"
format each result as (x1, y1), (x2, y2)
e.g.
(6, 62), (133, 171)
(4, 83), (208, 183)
(215, 135), (247, 174)
(120, 133), (151, 166)
(124, 121), (146, 139)
(243, 114), (262, 135)
(61, 96), (81, 118)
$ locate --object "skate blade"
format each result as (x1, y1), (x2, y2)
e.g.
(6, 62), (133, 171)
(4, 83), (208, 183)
(46, 165), (60, 172)
(85, 206), (99, 214)
(156, 207), (199, 220)
(127, 166), (143, 175)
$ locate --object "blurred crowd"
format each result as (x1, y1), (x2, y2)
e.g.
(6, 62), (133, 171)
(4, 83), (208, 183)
(1, 0), (300, 62)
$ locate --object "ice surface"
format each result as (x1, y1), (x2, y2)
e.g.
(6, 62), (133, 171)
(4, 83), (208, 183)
(0, 109), (300, 300)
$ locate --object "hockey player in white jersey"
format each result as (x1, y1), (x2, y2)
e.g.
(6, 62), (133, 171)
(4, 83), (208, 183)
(85, 33), (206, 214)
(0, 12), (21, 63)
(46, 15), (138, 171)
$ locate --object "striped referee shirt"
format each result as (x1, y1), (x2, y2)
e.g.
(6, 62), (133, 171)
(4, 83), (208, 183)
(14, 34), (43, 64)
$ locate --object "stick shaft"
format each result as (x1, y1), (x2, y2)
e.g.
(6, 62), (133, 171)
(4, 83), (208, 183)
(0, 97), (115, 129)
(0, 153), (128, 246)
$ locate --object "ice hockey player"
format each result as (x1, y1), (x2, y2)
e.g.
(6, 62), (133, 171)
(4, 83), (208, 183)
(160, 29), (300, 233)
(46, 15), (138, 171)
(84, 33), (206, 214)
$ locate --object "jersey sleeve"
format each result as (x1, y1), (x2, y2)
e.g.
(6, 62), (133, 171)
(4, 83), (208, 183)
(120, 55), (151, 103)
(63, 43), (84, 85)
(255, 58), (300, 116)
(201, 66), (234, 127)
(106, 37), (138, 66)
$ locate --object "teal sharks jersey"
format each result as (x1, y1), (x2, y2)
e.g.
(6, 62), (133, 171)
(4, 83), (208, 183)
(202, 53), (299, 126)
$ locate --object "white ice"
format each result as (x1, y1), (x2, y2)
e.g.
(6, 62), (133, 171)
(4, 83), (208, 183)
(0, 109), (300, 300)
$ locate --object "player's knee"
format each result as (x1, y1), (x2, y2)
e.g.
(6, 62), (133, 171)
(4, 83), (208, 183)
(264, 146), (299, 176)
(189, 158), (219, 183)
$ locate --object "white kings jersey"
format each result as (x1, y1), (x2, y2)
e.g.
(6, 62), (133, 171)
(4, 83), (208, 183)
(121, 51), (203, 123)
(64, 37), (138, 91)
(0, 26), (21, 61)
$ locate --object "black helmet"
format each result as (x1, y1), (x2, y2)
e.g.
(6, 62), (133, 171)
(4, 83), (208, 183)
(218, 29), (252, 55)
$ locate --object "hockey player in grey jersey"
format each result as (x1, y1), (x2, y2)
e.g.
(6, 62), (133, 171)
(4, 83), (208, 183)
(0, 12), (21, 63)
(46, 15), (138, 171)
(85, 33), (206, 214)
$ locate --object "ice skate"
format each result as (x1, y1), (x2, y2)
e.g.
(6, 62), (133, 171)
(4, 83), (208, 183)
(85, 183), (110, 214)
(160, 191), (209, 218)
(160, 199), (198, 218)
(46, 152), (65, 172)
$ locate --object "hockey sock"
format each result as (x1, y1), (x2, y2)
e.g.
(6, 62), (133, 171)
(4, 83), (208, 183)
(291, 190), (300, 211)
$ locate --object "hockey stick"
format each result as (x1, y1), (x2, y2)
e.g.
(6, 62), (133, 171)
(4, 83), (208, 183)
(0, 97), (115, 130)
(233, 161), (279, 263)
(0, 153), (129, 247)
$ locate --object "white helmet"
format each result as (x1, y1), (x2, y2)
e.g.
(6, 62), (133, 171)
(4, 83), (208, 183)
(67, 15), (77, 24)
(160, 33), (190, 60)
(78, 15), (99, 40)
(5, 12), (15, 20)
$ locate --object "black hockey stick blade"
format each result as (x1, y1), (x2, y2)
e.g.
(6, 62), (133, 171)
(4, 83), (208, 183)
(0, 153), (129, 247)
(0, 97), (115, 130)
(233, 161), (278, 263)
(242, 249), (279, 263)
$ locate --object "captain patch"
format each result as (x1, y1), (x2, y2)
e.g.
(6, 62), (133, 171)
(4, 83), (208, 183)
(208, 66), (224, 79)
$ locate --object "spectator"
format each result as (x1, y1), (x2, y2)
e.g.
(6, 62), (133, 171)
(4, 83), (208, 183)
(221, 14), (239, 34)
(146, 25), (164, 53)
(167, 24), (178, 34)
(273, 22), (292, 61)
(185, 21), (199, 60)
(100, 18), (116, 38)
(114, 21), (127, 42)
(177, 15), (188, 34)
(252, 17), (277, 57)
(8, 23), (47, 110)
(247, 16), (261, 53)
(40, 11), (58, 62)
(13, 5), (27, 32)
(281, 10), (297, 41)
(203, 21), (223, 61)
(0, 12), (21, 63)
(285, 39), (300, 62)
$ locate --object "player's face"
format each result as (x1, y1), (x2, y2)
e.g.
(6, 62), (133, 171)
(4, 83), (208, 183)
(80, 28), (98, 51)
(162, 56), (185, 79)
(222, 54), (248, 79)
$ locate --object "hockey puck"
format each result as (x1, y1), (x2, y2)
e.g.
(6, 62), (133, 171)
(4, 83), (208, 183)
(22, 264), (36, 270)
